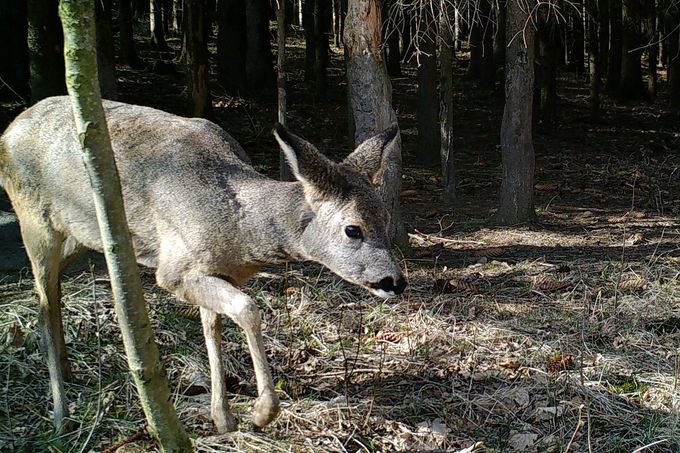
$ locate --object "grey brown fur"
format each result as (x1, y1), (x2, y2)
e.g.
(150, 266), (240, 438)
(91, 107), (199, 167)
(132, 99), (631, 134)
(0, 96), (406, 432)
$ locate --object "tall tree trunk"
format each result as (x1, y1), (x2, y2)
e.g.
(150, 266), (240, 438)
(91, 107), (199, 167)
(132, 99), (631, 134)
(313, 0), (330, 98)
(647, 0), (658, 99)
(185, 0), (213, 117)
(303, 0), (315, 81)
(217, 0), (246, 93)
(384, 0), (401, 77)
(333, 0), (346, 47)
(277, 0), (291, 181)
(619, 0), (644, 100)
(344, 0), (409, 252)
(667, 7), (680, 108)
(599, 0), (610, 76)
(28, 0), (66, 102)
(479, 0), (495, 89)
(440, 0), (455, 205)
(173, 0), (182, 33)
(245, 0), (275, 91)
(96, 0), (117, 99)
(606, 0), (623, 92)
(417, 5), (440, 165)
(150, 0), (168, 48)
(119, 0), (144, 68)
(0, 0), (29, 100)
(468, 7), (481, 78)
(537, 16), (558, 125)
(58, 0), (192, 450)
(571, 0), (585, 76)
(498, 0), (537, 224)
(588, 0), (600, 118)
(494, 0), (507, 68)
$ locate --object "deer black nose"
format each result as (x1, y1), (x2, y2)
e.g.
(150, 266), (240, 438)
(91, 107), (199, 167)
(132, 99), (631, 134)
(378, 276), (407, 295)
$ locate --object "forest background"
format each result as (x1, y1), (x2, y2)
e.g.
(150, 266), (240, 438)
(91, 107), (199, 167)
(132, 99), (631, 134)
(0, 0), (678, 451)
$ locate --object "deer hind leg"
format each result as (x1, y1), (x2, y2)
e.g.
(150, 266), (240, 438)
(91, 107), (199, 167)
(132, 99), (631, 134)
(200, 307), (238, 432)
(158, 266), (280, 429)
(16, 211), (70, 430)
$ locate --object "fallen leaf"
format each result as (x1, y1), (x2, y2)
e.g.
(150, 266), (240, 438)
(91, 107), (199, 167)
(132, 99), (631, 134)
(547, 354), (574, 372)
(619, 278), (649, 291)
(532, 276), (572, 292)
(624, 232), (646, 246)
(535, 182), (559, 191)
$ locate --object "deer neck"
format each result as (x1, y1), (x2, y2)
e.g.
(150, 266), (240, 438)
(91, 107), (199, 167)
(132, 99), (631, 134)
(240, 179), (311, 263)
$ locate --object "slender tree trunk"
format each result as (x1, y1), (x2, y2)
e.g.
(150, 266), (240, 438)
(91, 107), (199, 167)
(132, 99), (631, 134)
(119, 0), (144, 68)
(498, 0), (537, 224)
(150, 0), (168, 48)
(588, 0), (600, 118)
(384, 0), (401, 77)
(28, 0), (66, 102)
(0, 0), (29, 100)
(606, 0), (623, 92)
(667, 7), (680, 108)
(245, 0), (275, 91)
(344, 0), (409, 252)
(619, 0), (644, 100)
(185, 0), (213, 117)
(96, 0), (117, 99)
(468, 7), (481, 78)
(417, 5), (440, 165)
(58, 0), (192, 450)
(314, 0), (330, 98)
(479, 0), (495, 89)
(277, 0), (291, 181)
(303, 0), (314, 81)
(494, 0), (507, 68)
(217, 0), (246, 93)
(647, 0), (658, 99)
(599, 0), (610, 76)
(571, 0), (585, 76)
(440, 0), (455, 205)
(173, 0), (182, 32)
(537, 16), (558, 125)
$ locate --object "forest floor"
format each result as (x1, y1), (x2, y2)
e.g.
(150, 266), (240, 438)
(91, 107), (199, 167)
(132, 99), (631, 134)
(0, 30), (679, 453)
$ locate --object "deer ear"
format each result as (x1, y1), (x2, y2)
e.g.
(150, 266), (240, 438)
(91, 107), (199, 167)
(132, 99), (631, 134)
(273, 123), (336, 187)
(342, 123), (399, 186)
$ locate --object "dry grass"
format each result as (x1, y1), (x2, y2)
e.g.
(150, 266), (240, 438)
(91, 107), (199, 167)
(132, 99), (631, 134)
(1, 208), (678, 452)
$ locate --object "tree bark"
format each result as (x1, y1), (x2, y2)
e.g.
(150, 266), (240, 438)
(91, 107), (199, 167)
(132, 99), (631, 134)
(440, 0), (455, 205)
(277, 0), (291, 181)
(28, 0), (66, 102)
(619, 0), (644, 100)
(217, 0), (246, 93)
(667, 6), (680, 109)
(494, 0), (507, 68)
(570, 0), (585, 76)
(0, 0), (29, 100)
(400, 8), (413, 61)
(383, 0), (401, 77)
(185, 0), (213, 117)
(150, 0), (169, 48)
(95, 0), (118, 99)
(245, 0), (276, 91)
(417, 4), (440, 165)
(58, 0), (193, 450)
(606, 0), (623, 92)
(313, 0), (330, 98)
(537, 15), (558, 126)
(588, 0), (600, 118)
(344, 0), (409, 252)
(479, 0), (495, 89)
(646, 0), (658, 99)
(497, 0), (537, 224)
(599, 0), (610, 76)
(119, 0), (144, 68)
(468, 6), (481, 78)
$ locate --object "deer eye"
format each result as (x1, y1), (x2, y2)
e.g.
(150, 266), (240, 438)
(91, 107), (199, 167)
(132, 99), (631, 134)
(345, 225), (363, 240)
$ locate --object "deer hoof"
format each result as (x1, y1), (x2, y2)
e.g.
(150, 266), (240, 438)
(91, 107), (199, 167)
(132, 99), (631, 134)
(251, 392), (280, 429)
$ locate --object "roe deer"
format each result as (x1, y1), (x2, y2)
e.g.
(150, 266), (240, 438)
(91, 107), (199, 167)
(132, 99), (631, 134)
(0, 96), (406, 432)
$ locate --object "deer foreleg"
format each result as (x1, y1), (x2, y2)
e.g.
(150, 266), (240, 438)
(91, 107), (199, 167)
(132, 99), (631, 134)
(170, 271), (280, 429)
